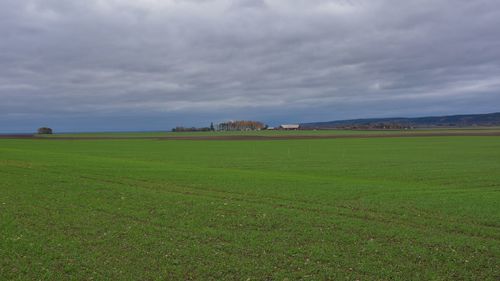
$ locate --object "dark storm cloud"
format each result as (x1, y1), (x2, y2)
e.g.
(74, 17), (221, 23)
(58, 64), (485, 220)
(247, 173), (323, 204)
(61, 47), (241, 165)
(1, 0), (500, 132)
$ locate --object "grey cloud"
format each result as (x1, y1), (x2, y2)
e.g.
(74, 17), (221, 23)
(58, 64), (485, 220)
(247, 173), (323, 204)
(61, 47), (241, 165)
(1, 0), (500, 132)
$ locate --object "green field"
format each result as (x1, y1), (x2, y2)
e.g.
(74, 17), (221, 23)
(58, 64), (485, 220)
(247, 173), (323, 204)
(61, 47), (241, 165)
(1, 136), (499, 280)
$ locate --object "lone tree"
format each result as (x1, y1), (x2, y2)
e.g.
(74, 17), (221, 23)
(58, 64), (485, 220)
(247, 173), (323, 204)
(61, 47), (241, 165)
(37, 127), (53, 134)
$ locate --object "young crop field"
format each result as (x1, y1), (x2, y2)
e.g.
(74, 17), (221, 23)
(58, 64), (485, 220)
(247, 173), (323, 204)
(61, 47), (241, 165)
(1, 136), (499, 280)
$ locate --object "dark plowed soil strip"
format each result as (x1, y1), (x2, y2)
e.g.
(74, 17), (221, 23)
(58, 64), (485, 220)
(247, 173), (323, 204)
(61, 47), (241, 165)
(157, 132), (500, 141)
(2, 131), (500, 141)
(0, 134), (35, 139)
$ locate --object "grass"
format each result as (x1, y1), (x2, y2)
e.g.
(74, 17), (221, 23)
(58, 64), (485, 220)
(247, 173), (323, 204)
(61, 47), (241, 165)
(1, 136), (499, 280)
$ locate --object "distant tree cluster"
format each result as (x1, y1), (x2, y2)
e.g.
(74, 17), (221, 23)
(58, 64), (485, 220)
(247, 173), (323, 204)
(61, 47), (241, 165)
(172, 126), (212, 132)
(172, 121), (265, 132)
(37, 127), (53, 134)
(217, 120), (265, 131)
(340, 123), (413, 130)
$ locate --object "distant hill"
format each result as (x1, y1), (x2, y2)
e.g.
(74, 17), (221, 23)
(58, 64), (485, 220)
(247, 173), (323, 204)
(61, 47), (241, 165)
(300, 112), (500, 129)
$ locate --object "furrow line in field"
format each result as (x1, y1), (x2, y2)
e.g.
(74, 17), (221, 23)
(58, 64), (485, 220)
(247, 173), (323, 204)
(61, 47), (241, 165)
(77, 174), (500, 242)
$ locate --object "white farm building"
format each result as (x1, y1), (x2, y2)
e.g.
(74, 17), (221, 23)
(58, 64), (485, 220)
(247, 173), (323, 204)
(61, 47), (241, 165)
(279, 124), (300, 130)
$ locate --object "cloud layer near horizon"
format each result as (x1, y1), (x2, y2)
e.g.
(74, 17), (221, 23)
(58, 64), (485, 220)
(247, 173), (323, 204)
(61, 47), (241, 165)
(1, 0), (500, 132)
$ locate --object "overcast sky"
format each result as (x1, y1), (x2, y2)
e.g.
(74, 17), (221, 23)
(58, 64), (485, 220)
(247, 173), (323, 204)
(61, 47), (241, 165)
(1, 0), (500, 132)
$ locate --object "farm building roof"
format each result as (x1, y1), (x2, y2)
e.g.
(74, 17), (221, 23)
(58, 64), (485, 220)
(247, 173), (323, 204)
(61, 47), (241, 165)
(280, 124), (300, 129)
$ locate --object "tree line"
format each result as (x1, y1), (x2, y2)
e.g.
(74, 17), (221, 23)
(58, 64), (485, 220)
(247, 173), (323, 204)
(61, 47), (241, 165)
(217, 120), (265, 131)
(172, 121), (266, 132)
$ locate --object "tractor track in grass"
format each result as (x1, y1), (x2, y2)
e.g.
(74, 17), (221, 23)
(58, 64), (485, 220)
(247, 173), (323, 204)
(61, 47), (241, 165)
(2, 131), (500, 140)
(72, 174), (500, 241)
